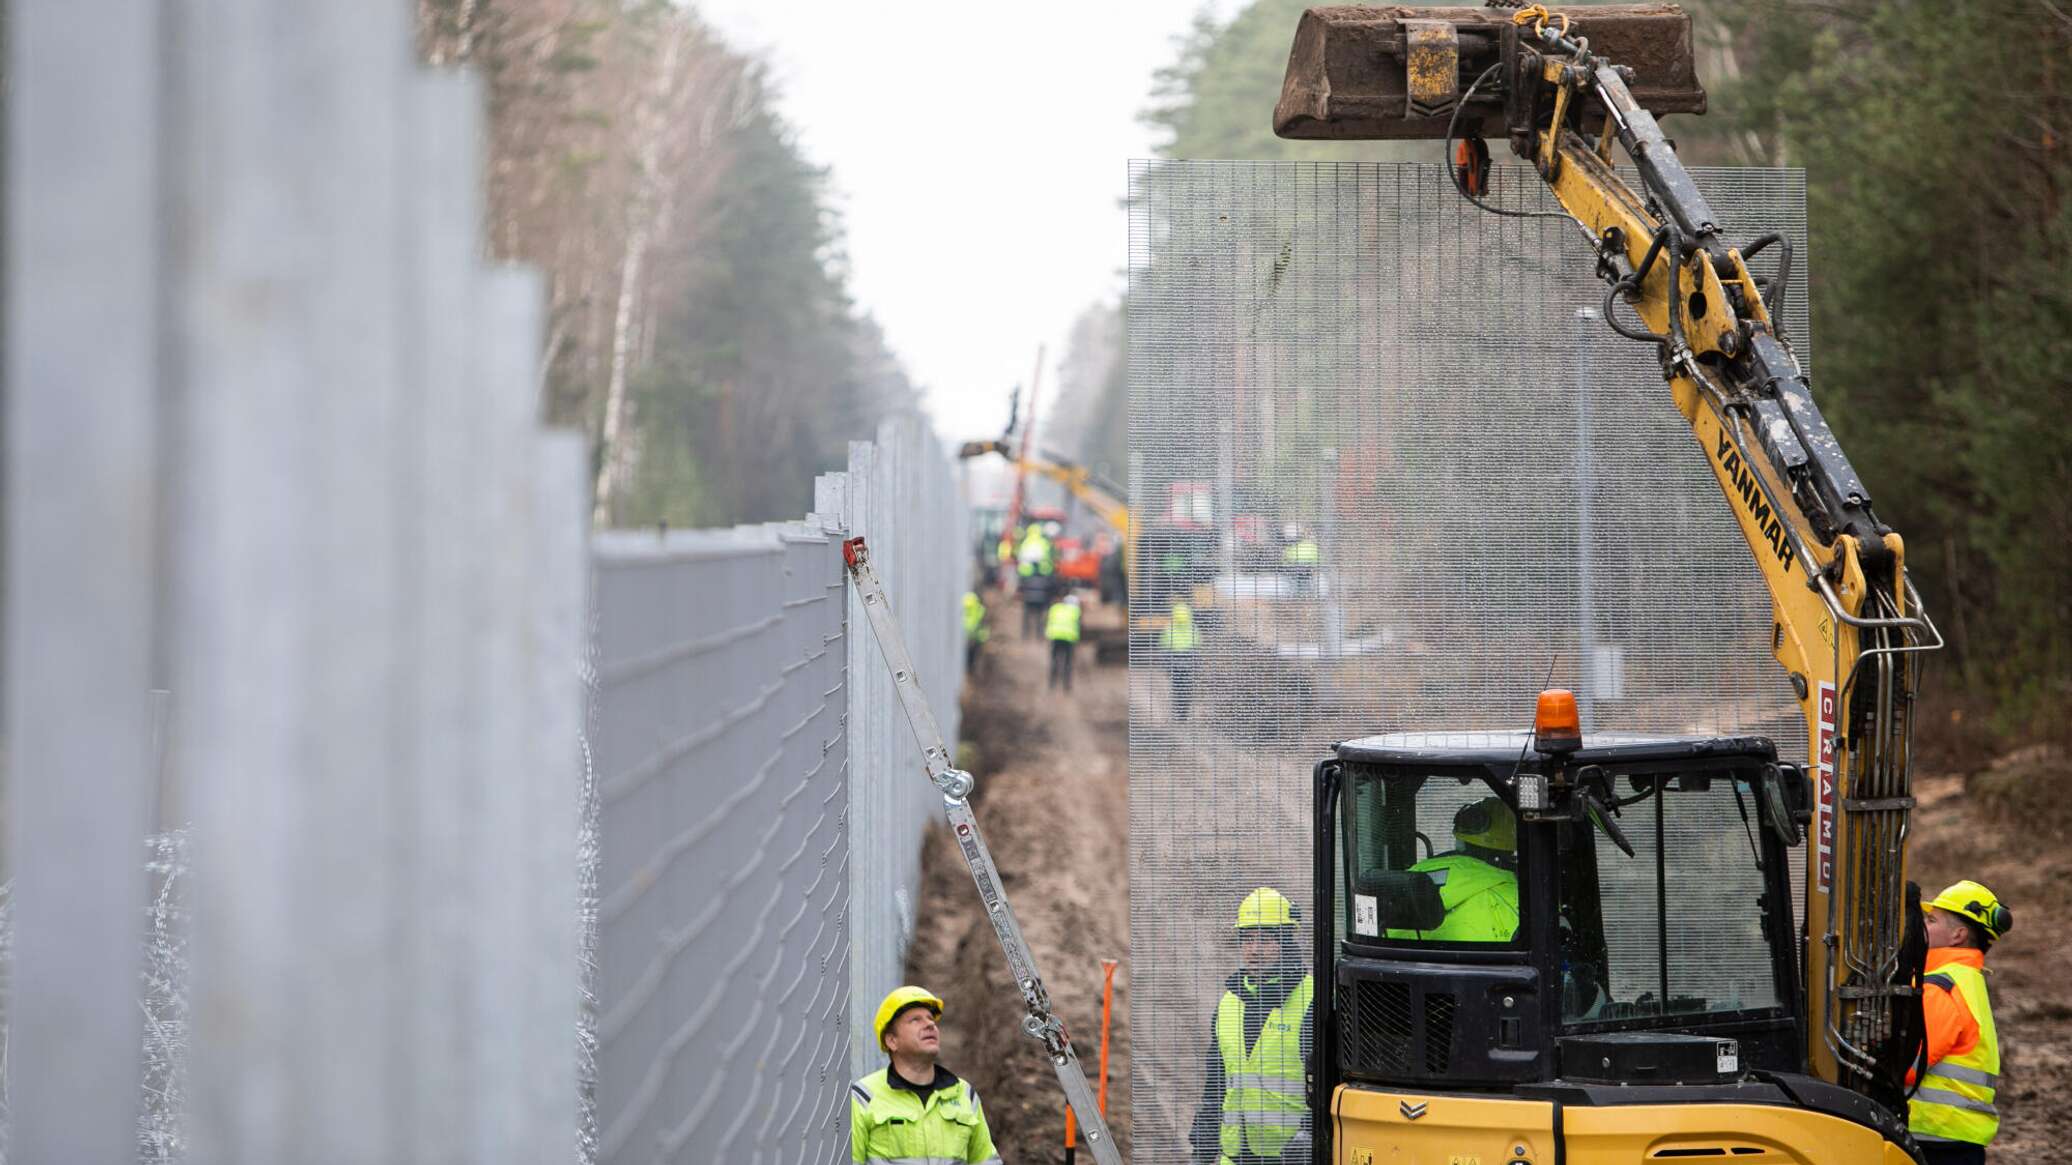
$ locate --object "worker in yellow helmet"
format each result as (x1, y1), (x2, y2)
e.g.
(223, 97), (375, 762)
(851, 986), (1000, 1165)
(1386, 796), (1519, 943)
(1191, 887), (1313, 1165)
(1910, 879), (2012, 1164)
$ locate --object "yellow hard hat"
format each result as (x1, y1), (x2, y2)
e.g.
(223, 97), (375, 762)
(1235, 886), (1297, 930)
(1172, 602), (1193, 619)
(1454, 796), (1516, 852)
(874, 985), (945, 1050)
(1923, 879), (2012, 942)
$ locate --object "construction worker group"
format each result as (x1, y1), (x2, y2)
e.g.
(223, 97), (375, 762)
(945, 528), (2011, 1165)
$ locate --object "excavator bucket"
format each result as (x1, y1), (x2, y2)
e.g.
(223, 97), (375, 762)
(1273, 4), (1705, 145)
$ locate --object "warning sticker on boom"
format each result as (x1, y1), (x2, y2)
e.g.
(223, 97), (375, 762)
(1816, 682), (1837, 892)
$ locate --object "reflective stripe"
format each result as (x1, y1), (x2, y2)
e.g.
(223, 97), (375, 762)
(1231, 1073), (1305, 1096)
(851, 1084), (872, 1106)
(864, 1157), (962, 1165)
(1914, 1085), (1998, 1117)
(1923, 1062), (1999, 1088)
(1224, 1110), (1304, 1128)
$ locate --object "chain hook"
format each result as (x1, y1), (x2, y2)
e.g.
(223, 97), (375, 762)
(1510, 4), (1570, 39)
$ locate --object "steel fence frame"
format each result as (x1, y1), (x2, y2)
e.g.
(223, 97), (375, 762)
(587, 415), (967, 1164)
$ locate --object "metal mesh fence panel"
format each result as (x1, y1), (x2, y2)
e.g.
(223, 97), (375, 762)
(1126, 160), (1811, 1162)
(587, 413), (964, 1164)
(590, 524), (852, 1165)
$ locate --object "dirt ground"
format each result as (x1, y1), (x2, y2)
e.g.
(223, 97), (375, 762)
(912, 591), (2071, 1162)
(905, 591), (1134, 1161)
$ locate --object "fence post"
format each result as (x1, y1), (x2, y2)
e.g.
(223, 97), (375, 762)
(6, 3), (165, 1158)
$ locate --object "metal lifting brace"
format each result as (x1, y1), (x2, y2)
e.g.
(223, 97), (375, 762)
(841, 536), (1122, 1165)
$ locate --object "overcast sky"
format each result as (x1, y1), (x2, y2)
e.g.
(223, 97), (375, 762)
(694, 0), (1238, 443)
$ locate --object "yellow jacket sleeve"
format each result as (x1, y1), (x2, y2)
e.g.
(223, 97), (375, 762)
(966, 1090), (1001, 1164)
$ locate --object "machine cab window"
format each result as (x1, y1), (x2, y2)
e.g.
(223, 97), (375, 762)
(1341, 761), (1522, 948)
(1326, 727), (1805, 1089)
(1555, 769), (1786, 1025)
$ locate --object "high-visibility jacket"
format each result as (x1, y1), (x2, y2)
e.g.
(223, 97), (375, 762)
(1215, 973), (1313, 1164)
(1017, 530), (1053, 576)
(1910, 947), (2000, 1147)
(1281, 539), (1319, 566)
(1162, 610), (1199, 653)
(962, 592), (988, 642)
(850, 1066), (1001, 1165)
(1045, 601), (1081, 643)
(1386, 853), (1518, 942)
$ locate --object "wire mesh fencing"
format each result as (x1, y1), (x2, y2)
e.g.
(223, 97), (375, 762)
(586, 415), (966, 1165)
(1125, 159), (1811, 1162)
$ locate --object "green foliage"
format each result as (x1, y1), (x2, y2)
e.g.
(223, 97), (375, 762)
(1143, 0), (1413, 162)
(1692, 0), (2072, 731)
(616, 62), (919, 528)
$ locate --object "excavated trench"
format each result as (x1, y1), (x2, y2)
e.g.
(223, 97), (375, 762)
(902, 593), (1134, 1161)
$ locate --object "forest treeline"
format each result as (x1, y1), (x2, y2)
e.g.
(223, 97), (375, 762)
(1043, 0), (2068, 738)
(416, 0), (918, 529)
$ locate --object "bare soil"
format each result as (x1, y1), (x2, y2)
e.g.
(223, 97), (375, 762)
(913, 591), (2072, 1162)
(905, 593), (1133, 1162)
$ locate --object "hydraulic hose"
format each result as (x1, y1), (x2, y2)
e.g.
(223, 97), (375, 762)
(1741, 232), (1794, 340)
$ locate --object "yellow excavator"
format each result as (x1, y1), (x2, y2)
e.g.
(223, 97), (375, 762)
(1274, 5), (1944, 1162)
(958, 438), (1135, 597)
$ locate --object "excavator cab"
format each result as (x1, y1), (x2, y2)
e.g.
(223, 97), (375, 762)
(1307, 695), (1923, 1162)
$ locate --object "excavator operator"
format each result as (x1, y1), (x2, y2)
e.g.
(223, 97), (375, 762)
(1385, 796), (1519, 943)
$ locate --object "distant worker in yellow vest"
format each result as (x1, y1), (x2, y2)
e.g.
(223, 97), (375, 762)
(995, 531), (1016, 592)
(1161, 601), (1200, 720)
(962, 590), (988, 674)
(1386, 796), (1519, 943)
(1045, 591), (1082, 692)
(1910, 879), (2011, 1164)
(1017, 523), (1054, 578)
(1191, 887), (1313, 1165)
(851, 985), (1001, 1165)
(1018, 525), (1056, 638)
(1280, 523), (1320, 596)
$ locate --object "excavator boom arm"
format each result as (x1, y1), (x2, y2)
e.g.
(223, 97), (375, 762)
(1275, 4), (1943, 1108)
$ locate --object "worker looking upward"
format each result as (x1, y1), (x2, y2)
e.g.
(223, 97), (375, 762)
(1045, 590), (1081, 692)
(1910, 879), (2011, 1164)
(1191, 887), (1313, 1165)
(851, 986), (1001, 1165)
(1387, 796), (1519, 943)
